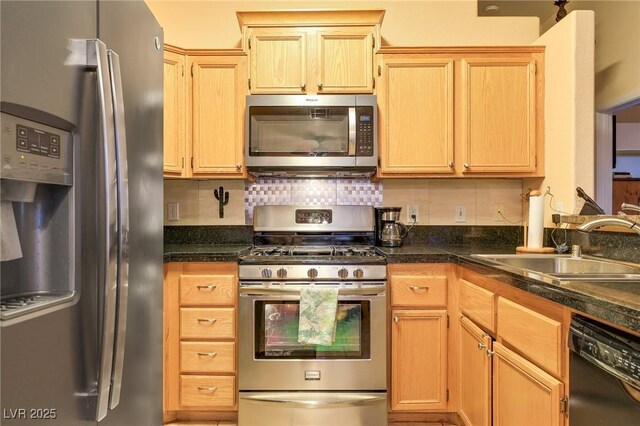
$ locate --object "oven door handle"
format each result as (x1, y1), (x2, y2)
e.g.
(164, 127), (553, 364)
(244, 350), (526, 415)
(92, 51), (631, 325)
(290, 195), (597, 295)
(239, 287), (385, 297)
(241, 393), (386, 408)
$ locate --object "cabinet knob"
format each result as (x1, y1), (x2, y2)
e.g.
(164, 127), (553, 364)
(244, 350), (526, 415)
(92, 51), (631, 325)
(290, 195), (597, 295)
(448, 161), (454, 168)
(486, 349), (495, 357)
(477, 342), (487, 350)
(393, 316), (400, 324)
(300, 83), (306, 90)
(236, 163), (242, 170)
(464, 163), (470, 169)
(317, 82), (323, 89)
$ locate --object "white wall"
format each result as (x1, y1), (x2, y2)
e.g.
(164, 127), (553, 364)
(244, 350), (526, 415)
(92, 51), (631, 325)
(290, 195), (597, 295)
(528, 11), (595, 225)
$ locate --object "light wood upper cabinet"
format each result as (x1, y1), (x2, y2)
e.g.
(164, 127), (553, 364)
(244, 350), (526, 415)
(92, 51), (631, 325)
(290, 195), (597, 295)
(163, 48), (187, 176)
(461, 57), (538, 173)
(377, 54), (454, 174)
(377, 47), (544, 178)
(190, 54), (246, 177)
(239, 10), (384, 94)
(247, 28), (307, 94)
(493, 342), (564, 426)
(162, 47), (247, 179)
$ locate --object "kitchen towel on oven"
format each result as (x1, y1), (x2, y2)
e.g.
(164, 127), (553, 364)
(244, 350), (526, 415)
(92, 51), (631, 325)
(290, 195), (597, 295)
(298, 286), (339, 346)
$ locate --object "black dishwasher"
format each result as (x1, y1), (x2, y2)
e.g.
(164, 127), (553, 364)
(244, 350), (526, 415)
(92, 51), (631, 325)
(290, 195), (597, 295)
(569, 315), (640, 425)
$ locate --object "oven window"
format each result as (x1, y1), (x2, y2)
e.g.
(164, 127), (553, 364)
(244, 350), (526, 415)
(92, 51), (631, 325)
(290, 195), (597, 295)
(249, 106), (350, 157)
(254, 300), (371, 360)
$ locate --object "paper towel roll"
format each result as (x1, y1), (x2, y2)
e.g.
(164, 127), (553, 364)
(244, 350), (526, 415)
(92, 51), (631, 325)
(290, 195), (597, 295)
(527, 194), (544, 249)
(1, 201), (23, 261)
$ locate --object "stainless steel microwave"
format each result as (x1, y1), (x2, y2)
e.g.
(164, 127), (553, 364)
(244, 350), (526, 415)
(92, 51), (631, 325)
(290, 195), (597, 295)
(245, 95), (377, 178)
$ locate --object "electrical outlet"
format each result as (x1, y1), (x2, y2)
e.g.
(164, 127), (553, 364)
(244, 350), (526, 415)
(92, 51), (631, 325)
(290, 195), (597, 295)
(167, 202), (180, 221)
(455, 205), (466, 223)
(407, 205), (419, 223)
(493, 204), (505, 222)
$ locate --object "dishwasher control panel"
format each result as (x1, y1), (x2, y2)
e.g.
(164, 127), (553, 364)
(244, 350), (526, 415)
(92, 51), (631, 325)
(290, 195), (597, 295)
(569, 316), (640, 387)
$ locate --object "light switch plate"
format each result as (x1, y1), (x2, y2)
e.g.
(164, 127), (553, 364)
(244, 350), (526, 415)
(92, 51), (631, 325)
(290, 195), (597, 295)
(455, 205), (466, 223)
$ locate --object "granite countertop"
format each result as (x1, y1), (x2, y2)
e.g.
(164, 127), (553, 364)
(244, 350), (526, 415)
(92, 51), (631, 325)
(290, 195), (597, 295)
(163, 241), (640, 333)
(163, 244), (251, 263)
(380, 244), (640, 334)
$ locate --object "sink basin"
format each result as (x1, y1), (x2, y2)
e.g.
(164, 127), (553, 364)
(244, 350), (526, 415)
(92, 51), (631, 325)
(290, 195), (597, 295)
(471, 254), (640, 283)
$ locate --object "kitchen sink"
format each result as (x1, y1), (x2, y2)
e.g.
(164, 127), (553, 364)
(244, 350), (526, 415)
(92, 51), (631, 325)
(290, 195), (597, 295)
(471, 254), (640, 283)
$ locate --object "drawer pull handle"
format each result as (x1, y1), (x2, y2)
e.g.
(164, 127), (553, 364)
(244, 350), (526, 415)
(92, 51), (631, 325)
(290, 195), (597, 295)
(197, 386), (217, 393)
(477, 342), (487, 350)
(197, 352), (218, 358)
(409, 285), (430, 292)
(197, 318), (217, 324)
(197, 284), (217, 291)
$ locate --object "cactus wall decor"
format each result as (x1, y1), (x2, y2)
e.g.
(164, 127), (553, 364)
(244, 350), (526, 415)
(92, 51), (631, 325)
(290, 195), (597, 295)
(213, 186), (230, 218)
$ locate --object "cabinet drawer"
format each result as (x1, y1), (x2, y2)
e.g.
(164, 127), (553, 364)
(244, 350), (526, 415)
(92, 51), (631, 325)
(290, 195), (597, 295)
(180, 308), (235, 339)
(181, 342), (235, 373)
(497, 297), (562, 376)
(180, 375), (235, 408)
(391, 275), (447, 307)
(180, 274), (235, 306)
(459, 279), (495, 332)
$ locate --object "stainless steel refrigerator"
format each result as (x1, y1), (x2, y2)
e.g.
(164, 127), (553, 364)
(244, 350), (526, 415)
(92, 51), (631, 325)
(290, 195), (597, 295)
(0, 1), (163, 424)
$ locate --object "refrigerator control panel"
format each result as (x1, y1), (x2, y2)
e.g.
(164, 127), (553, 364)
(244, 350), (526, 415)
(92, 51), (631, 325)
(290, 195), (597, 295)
(1, 112), (72, 186)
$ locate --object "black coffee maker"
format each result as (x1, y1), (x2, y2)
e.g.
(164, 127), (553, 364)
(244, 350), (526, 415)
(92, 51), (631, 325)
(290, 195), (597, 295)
(375, 207), (408, 247)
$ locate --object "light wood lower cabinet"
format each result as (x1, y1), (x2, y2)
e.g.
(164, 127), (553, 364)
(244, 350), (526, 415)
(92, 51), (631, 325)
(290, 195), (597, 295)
(389, 264), (450, 412)
(391, 310), (448, 411)
(459, 316), (491, 426)
(493, 342), (564, 426)
(164, 262), (238, 417)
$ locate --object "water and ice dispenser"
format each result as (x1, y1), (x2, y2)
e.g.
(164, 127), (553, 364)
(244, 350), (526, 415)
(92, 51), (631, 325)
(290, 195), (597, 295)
(1, 112), (77, 323)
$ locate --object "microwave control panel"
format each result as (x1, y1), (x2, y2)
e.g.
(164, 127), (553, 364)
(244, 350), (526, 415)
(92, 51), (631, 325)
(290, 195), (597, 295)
(0, 112), (73, 186)
(355, 106), (374, 157)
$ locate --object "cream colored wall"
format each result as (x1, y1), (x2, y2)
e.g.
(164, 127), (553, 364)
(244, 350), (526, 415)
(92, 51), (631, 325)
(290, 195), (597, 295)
(164, 180), (246, 225)
(383, 179), (523, 226)
(528, 11), (595, 226)
(617, 123), (640, 151)
(145, 0), (540, 48)
(542, 1), (640, 111)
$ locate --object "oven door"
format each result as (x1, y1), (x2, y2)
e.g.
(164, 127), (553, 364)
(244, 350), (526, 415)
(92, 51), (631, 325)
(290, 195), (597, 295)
(238, 284), (387, 391)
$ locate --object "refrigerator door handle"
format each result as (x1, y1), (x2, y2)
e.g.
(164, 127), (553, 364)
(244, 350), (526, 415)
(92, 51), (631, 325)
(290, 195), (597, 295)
(87, 39), (119, 422)
(107, 49), (130, 411)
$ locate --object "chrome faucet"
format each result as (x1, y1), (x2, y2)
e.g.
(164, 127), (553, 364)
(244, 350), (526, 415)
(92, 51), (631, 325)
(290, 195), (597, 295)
(577, 217), (640, 236)
(621, 203), (640, 213)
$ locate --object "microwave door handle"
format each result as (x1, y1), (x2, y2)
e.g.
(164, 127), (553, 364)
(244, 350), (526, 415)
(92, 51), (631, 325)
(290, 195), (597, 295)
(106, 49), (129, 411)
(348, 107), (356, 156)
(86, 39), (118, 422)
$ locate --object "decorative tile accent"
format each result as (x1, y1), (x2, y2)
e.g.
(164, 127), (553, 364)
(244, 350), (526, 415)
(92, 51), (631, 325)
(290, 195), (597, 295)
(245, 178), (383, 223)
(337, 179), (383, 206)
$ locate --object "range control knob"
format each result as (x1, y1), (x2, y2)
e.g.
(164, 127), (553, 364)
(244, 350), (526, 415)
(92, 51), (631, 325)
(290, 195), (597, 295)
(353, 268), (364, 279)
(276, 268), (288, 279)
(261, 268), (273, 279)
(307, 268), (319, 279)
(337, 268), (349, 279)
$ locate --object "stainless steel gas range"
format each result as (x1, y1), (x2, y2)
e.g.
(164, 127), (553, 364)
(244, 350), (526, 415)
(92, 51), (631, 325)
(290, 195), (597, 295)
(238, 205), (387, 426)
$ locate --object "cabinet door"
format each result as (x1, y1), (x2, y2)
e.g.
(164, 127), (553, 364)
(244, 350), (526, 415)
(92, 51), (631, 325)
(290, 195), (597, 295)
(460, 57), (538, 173)
(493, 342), (564, 426)
(459, 316), (492, 426)
(378, 55), (454, 175)
(315, 27), (374, 93)
(391, 310), (447, 411)
(190, 55), (246, 177)
(248, 28), (307, 94)
(163, 50), (187, 176)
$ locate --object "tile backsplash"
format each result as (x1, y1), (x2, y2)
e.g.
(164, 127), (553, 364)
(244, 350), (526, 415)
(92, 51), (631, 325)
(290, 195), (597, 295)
(164, 178), (523, 226)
